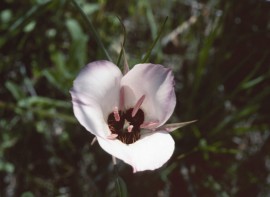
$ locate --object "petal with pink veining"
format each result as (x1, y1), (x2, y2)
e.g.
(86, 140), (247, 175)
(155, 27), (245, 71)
(97, 131), (175, 172)
(71, 90), (112, 138)
(121, 64), (176, 127)
(71, 60), (122, 137)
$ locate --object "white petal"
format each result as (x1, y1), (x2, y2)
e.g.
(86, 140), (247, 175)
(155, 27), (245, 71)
(121, 64), (176, 127)
(70, 91), (111, 138)
(97, 131), (175, 172)
(73, 60), (122, 116)
(71, 60), (122, 137)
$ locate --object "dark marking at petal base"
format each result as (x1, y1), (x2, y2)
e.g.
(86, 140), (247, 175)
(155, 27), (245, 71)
(107, 108), (144, 144)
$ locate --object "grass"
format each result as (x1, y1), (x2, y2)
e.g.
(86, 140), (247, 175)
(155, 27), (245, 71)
(1, 0), (270, 196)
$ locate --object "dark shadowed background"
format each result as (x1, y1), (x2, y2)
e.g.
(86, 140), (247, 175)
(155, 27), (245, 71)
(1, 0), (270, 196)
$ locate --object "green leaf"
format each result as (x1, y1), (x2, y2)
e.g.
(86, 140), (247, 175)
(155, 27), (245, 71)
(5, 81), (25, 100)
(70, 0), (112, 61)
(21, 192), (34, 197)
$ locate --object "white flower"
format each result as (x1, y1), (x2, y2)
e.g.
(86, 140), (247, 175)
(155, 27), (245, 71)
(70, 60), (194, 172)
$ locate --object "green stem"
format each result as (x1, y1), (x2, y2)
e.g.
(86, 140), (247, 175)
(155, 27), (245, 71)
(142, 16), (168, 63)
(113, 163), (122, 197)
(70, 0), (112, 61)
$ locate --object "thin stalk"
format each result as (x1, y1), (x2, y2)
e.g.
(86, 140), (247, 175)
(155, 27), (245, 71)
(112, 157), (122, 197)
(70, 0), (112, 61)
(116, 16), (127, 67)
(142, 16), (168, 63)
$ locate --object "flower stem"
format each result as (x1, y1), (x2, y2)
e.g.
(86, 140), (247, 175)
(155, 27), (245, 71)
(112, 157), (123, 197)
(70, 0), (112, 61)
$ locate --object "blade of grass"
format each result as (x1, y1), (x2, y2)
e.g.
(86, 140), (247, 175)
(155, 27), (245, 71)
(200, 50), (269, 126)
(116, 16), (127, 68)
(9, 0), (51, 32)
(142, 16), (168, 63)
(70, 0), (112, 61)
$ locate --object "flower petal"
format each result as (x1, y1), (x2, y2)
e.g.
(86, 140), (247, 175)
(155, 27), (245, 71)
(97, 131), (175, 172)
(121, 64), (176, 127)
(73, 60), (123, 116)
(71, 60), (123, 137)
(70, 91), (111, 138)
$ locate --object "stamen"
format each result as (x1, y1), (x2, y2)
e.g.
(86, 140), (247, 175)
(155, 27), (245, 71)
(107, 104), (145, 144)
(132, 95), (145, 117)
(113, 106), (120, 121)
(107, 134), (118, 140)
(127, 125), (134, 133)
(140, 121), (159, 130)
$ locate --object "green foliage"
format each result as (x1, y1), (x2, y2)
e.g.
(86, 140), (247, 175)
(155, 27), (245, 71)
(1, 0), (270, 196)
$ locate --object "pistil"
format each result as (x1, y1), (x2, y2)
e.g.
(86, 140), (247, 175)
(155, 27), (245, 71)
(127, 125), (134, 133)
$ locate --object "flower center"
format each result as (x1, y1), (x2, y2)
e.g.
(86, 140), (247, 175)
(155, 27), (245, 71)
(107, 108), (144, 144)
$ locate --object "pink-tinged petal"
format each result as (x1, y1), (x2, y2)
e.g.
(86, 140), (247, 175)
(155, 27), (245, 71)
(121, 64), (176, 127)
(97, 131), (175, 172)
(72, 60), (123, 117)
(71, 60), (122, 137)
(70, 91), (111, 138)
(157, 120), (197, 132)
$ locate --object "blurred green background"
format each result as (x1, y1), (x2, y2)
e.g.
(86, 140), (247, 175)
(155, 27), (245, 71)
(1, 0), (270, 196)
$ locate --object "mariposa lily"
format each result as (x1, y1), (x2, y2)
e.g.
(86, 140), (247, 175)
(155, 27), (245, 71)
(70, 60), (195, 172)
